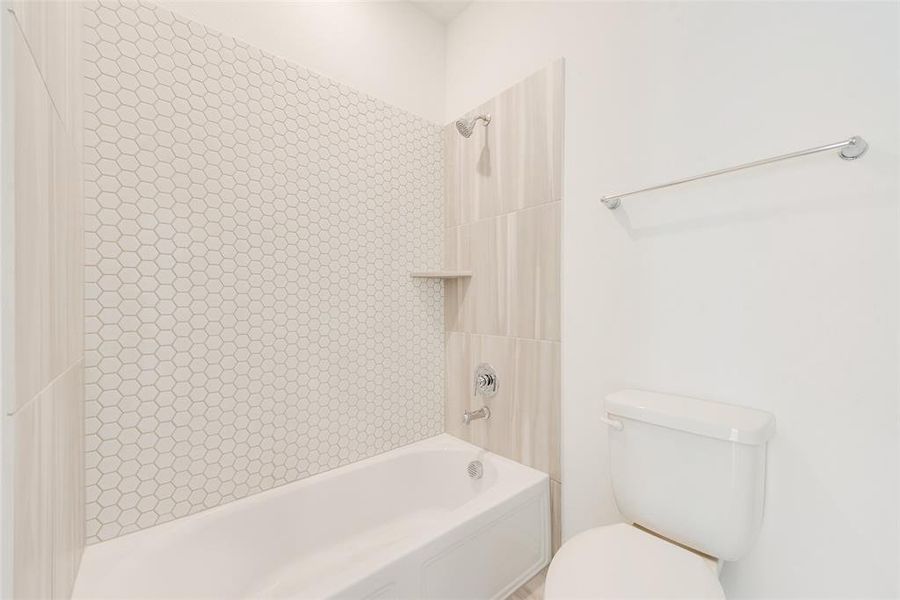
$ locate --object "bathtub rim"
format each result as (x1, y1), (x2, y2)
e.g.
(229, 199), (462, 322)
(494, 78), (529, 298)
(74, 433), (551, 599)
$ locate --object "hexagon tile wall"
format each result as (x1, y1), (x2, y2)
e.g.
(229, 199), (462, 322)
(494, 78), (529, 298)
(83, 1), (444, 543)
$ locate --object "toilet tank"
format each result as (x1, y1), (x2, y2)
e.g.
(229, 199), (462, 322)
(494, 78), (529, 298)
(606, 390), (775, 561)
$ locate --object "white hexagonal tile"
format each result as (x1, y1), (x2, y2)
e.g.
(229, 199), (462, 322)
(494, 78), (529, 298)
(84, 0), (443, 543)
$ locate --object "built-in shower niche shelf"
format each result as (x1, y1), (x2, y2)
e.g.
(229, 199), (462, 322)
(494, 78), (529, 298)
(410, 271), (473, 279)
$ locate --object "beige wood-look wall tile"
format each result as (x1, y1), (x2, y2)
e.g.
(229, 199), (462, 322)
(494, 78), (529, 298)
(491, 87), (521, 219)
(443, 225), (469, 271)
(444, 332), (472, 440)
(551, 480), (562, 555)
(443, 61), (564, 490)
(43, 0), (68, 117)
(12, 25), (53, 413)
(548, 59), (564, 208)
(514, 339), (560, 479)
(455, 113), (480, 225)
(503, 60), (565, 215)
(12, 397), (52, 599)
(443, 127), (461, 228)
(471, 99), (502, 223)
(444, 284), (461, 333)
(468, 216), (508, 336)
(445, 102), (503, 227)
(443, 225), (471, 332)
(444, 227), (459, 314)
(65, 136), (84, 364)
(9, 0), (47, 71)
(49, 115), (71, 378)
(11, 0), (71, 116)
(469, 334), (516, 452)
(9, 1), (82, 128)
(446, 60), (564, 228)
(508, 202), (561, 341)
(65, 0), (84, 146)
(49, 362), (85, 599)
(444, 338), (560, 480)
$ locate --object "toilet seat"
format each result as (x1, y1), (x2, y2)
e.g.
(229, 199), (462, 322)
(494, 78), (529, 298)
(544, 524), (725, 599)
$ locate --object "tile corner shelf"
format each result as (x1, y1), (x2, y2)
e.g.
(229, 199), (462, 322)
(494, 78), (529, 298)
(410, 271), (473, 279)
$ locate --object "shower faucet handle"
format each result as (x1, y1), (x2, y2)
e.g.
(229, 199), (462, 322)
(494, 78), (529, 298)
(474, 363), (498, 397)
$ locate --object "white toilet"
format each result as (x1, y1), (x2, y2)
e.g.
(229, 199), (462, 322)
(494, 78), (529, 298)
(545, 389), (775, 599)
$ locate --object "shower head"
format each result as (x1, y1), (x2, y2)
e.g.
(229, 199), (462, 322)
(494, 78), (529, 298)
(455, 114), (491, 138)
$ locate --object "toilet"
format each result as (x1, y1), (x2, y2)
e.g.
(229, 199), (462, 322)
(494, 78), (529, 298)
(545, 389), (775, 599)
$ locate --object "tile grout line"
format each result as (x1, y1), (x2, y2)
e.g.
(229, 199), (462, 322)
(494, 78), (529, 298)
(7, 8), (70, 135)
(444, 331), (561, 345)
(7, 357), (84, 417)
(444, 198), (562, 230)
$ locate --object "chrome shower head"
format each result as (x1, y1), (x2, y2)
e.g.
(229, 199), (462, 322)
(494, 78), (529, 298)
(455, 114), (491, 138)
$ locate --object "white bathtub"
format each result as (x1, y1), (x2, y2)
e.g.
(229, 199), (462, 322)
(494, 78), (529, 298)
(73, 434), (550, 599)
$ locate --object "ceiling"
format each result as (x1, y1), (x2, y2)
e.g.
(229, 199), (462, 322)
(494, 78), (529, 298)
(410, 1), (473, 24)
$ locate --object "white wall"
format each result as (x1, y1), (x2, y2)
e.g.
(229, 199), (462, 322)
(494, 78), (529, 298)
(159, 1), (446, 123)
(446, 2), (899, 598)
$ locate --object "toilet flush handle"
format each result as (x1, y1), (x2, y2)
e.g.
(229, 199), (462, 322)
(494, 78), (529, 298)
(600, 413), (624, 431)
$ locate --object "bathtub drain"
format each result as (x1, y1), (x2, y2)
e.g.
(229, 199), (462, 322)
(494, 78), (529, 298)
(467, 460), (483, 479)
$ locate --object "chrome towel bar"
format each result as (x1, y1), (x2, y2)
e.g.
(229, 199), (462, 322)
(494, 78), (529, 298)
(600, 136), (868, 209)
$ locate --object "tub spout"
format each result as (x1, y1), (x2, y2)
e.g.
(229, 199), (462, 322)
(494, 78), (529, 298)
(463, 406), (491, 425)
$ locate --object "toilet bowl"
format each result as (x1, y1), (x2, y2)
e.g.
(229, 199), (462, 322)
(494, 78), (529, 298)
(544, 524), (724, 599)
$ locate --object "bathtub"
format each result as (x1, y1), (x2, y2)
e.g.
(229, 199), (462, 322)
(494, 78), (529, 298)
(73, 434), (550, 599)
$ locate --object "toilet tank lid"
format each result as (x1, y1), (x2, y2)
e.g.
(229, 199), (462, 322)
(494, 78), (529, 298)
(606, 389), (775, 445)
